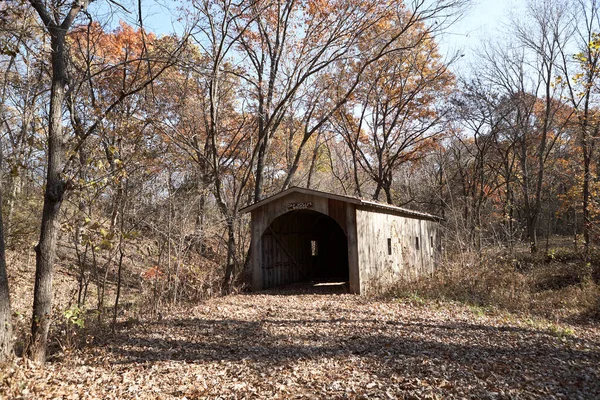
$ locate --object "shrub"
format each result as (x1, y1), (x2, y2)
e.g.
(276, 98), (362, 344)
(390, 248), (600, 321)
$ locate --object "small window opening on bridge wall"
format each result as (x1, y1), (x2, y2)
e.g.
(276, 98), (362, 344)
(311, 240), (318, 256)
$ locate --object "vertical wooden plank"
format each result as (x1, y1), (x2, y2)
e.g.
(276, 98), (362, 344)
(285, 234), (291, 285)
(265, 234), (271, 288)
(276, 234), (281, 287)
(354, 206), (439, 294)
(347, 204), (360, 294)
(328, 199), (347, 235)
(251, 210), (263, 291)
(355, 208), (368, 294)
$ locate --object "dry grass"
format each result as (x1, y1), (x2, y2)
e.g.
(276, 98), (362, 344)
(391, 247), (600, 322)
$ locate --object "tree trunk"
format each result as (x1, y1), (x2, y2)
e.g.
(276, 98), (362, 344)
(112, 242), (125, 331)
(306, 136), (320, 189)
(373, 182), (382, 201)
(383, 171), (393, 204)
(28, 28), (68, 362)
(195, 187), (207, 256)
(527, 214), (538, 254)
(0, 143), (13, 361)
(5, 172), (21, 247)
(384, 185), (393, 205)
(582, 129), (591, 260)
(352, 150), (362, 198)
(221, 219), (236, 294)
(254, 135), (268, 202)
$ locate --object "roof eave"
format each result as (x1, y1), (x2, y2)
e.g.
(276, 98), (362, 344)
(357, 200), (442, 221)
(239, 186), (361, 214)
(240, 186), (443, 221)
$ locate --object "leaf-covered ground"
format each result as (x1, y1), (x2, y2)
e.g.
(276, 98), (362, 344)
(2, 287), (600, 399)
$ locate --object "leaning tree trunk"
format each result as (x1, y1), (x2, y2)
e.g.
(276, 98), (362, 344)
(28, 27), (68, 363)
(0, 143), (13, 361)
(254, 133), (268, 202)
(527, 213), (538, 254)
(582, 129), (591, 261)
(221, 219), (237, 295)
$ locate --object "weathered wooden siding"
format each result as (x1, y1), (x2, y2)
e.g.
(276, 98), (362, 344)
(251, 191), (359, 292)
(261, 230), (312, 289)
(356, 207), (439, 295)
(252, 192), (328, 291)
(346, 203), (360, 294)
(328, 199), (347, 233)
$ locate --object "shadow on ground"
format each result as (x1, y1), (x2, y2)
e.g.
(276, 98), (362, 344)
(91, 293), (600, 397)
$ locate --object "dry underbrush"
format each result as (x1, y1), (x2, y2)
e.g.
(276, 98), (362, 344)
(392, 247), (600, 321)
(5, 236), (228, 359)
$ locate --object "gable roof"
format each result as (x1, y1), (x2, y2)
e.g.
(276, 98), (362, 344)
(240, 186), (441, 221)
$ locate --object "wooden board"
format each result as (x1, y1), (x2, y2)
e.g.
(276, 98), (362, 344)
(355, 207), (439, 295)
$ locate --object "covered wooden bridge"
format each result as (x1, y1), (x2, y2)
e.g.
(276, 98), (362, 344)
(241, 187), (441, 295)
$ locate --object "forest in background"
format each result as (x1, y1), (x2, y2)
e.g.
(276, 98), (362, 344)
(0, 0), (599, 364)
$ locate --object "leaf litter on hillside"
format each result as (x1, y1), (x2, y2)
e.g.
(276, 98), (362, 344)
(1, 292), (599, 399)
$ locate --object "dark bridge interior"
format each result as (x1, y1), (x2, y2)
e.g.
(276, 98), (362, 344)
(260, 209), (349, 289)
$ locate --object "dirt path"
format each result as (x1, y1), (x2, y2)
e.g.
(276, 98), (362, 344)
(2, 292), (600, 399)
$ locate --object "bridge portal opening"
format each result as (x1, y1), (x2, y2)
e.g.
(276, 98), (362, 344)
(260, 209), (349, 289)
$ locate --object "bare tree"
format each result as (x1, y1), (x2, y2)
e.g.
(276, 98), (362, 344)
(236, 0), (467, 202)
(0, 141), (12, 361)
(333, 26), (455, 204)
(476, 0), (572, 252)
(26, 0), (186, 361)
(557, 0), (600, 258)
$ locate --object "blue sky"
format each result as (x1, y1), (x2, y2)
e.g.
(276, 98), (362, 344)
(90, 0), (518, 72)
(438, 0), (523, 68)
(94, 0), (514, 39)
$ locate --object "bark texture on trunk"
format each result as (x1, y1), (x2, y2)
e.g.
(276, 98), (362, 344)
(0, 145), (13, 361)
(28, 27), (68, 363)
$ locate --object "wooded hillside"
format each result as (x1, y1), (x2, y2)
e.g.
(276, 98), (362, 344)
(0, 1), (599, 394)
